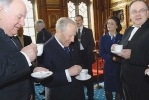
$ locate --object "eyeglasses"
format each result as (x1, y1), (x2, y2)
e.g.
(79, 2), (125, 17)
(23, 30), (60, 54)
(130, 9), (148, 15)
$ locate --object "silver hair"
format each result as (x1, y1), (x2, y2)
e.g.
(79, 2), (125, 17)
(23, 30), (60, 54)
(56, 17), (76, 32)
(0, 0), (14, 12)
(34, 19), (45, 27)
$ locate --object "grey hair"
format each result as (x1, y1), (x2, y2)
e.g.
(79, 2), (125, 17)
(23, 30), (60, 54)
(0, 0), (14, 12)
(56, 17), (76, 32)
(35, 19), (45, 27)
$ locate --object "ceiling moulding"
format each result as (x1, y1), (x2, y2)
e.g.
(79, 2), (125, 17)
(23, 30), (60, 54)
(111, 0), (132, 8)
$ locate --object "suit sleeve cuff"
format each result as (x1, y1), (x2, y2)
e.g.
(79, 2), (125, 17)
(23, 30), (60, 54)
(20, 51), (32, 66)
(65, 69), (72, 82)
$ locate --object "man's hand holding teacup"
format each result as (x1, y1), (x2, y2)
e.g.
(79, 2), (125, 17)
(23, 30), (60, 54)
(68, 65), (82, 76)
(117, 49), (131, 59)
(21, 43), (37, 62)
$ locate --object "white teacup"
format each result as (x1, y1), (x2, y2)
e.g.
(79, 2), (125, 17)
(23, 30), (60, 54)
(114, 45), (123, 52)
(79, 69), (88, 79)
(36, 44), (44, 56)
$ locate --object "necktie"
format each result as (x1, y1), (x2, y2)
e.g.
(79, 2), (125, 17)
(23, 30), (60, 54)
(111, 36), (115, 43)
(77, 29), (81, 49)
(64, 47), (69, 55)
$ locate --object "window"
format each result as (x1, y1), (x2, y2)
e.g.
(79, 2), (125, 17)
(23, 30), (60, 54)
(67, 1), (88, 28)
(68, 1), (76, 20)
(23, 0), (36, 43)
(79, 2), (88, 27)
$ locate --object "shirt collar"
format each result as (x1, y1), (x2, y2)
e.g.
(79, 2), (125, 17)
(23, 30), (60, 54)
(77, 26), (83, 31)
(55, 35), (64, 48)
(108, 32), (116, 37)
(132, 25), (141, 28)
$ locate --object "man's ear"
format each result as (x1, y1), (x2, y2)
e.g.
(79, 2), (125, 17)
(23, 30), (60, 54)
(0, 6), (4, 20)
(56, 29), (62, 34)
(56, 29), (62, 38)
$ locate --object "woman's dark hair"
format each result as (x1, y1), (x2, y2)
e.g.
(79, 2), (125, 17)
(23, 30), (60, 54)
(105, 16), (122, 33)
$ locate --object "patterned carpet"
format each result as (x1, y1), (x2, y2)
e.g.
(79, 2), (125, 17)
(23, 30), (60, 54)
(34, 82), (117, 100)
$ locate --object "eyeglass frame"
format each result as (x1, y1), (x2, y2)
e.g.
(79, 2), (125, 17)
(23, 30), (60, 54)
(130, 9), (148, 15)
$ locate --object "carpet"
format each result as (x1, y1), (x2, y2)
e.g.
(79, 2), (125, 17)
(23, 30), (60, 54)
(34, 82), (117, 100)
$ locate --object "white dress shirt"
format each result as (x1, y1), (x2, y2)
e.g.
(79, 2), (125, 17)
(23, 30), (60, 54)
(128, 25), (140, 41)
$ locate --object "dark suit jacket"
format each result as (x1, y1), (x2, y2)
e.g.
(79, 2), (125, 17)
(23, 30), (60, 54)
(16, 34), (35, 100)
(36, 28), (52, 66)
(41, 36), (85, 100)
(0, 28), (31, 100)
(36, 28), (52, 43)
(16, 35), (32, 47)
(75, 27), (95, 74)
(120, 19), (149, 96)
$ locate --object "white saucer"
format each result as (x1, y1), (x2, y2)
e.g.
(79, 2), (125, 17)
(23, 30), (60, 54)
(31, 71), (53, 79)
(75, 74), (91, 81)
(111, 51), (121, 54)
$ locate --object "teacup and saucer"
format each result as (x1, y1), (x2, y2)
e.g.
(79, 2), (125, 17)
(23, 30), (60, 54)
(75, 69), (91, 81)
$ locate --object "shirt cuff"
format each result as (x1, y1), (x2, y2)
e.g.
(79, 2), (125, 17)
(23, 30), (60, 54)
(65, 69), (72, 82)
(20, 51), (32, 66)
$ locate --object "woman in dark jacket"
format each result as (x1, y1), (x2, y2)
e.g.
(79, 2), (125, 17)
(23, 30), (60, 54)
(99, 16), (123, 100)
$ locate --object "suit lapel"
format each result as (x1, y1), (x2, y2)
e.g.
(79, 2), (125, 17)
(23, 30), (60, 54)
(69, 46), (76, 65)
(81, 27), (86, 40)
(0, 29), (19, 52)
(120, 27), (134, 48)
(52, 37), (73, 63)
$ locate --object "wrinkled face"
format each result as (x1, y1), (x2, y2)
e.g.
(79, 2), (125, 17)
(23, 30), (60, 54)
(75, 16), (83, 28)
(107, 19), (117, 32)
(0, 0), (27, 36)
(129, 1), (149, 27)
(58, 23), (76, 47)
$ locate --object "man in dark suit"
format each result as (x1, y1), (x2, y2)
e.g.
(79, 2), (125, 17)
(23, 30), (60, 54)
(16, 27), (32, 47)
(35, 19), (52, 44)
(74, 15), (95, 100)
(0, 0), (49, 100)
(16, 27), (36, 100)
(35, 19), (52, 66)
(41, 17), (85, 100)
(111, 1), (149, 100)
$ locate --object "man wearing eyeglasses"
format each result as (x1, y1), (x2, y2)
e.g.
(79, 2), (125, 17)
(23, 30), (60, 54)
(111, 0), (149, 100)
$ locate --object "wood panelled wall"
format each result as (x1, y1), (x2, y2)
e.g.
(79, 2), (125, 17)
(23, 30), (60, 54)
(93, 0), (110, 42)
(36, 0), (68, 34)
(35, 0), (149, 41)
